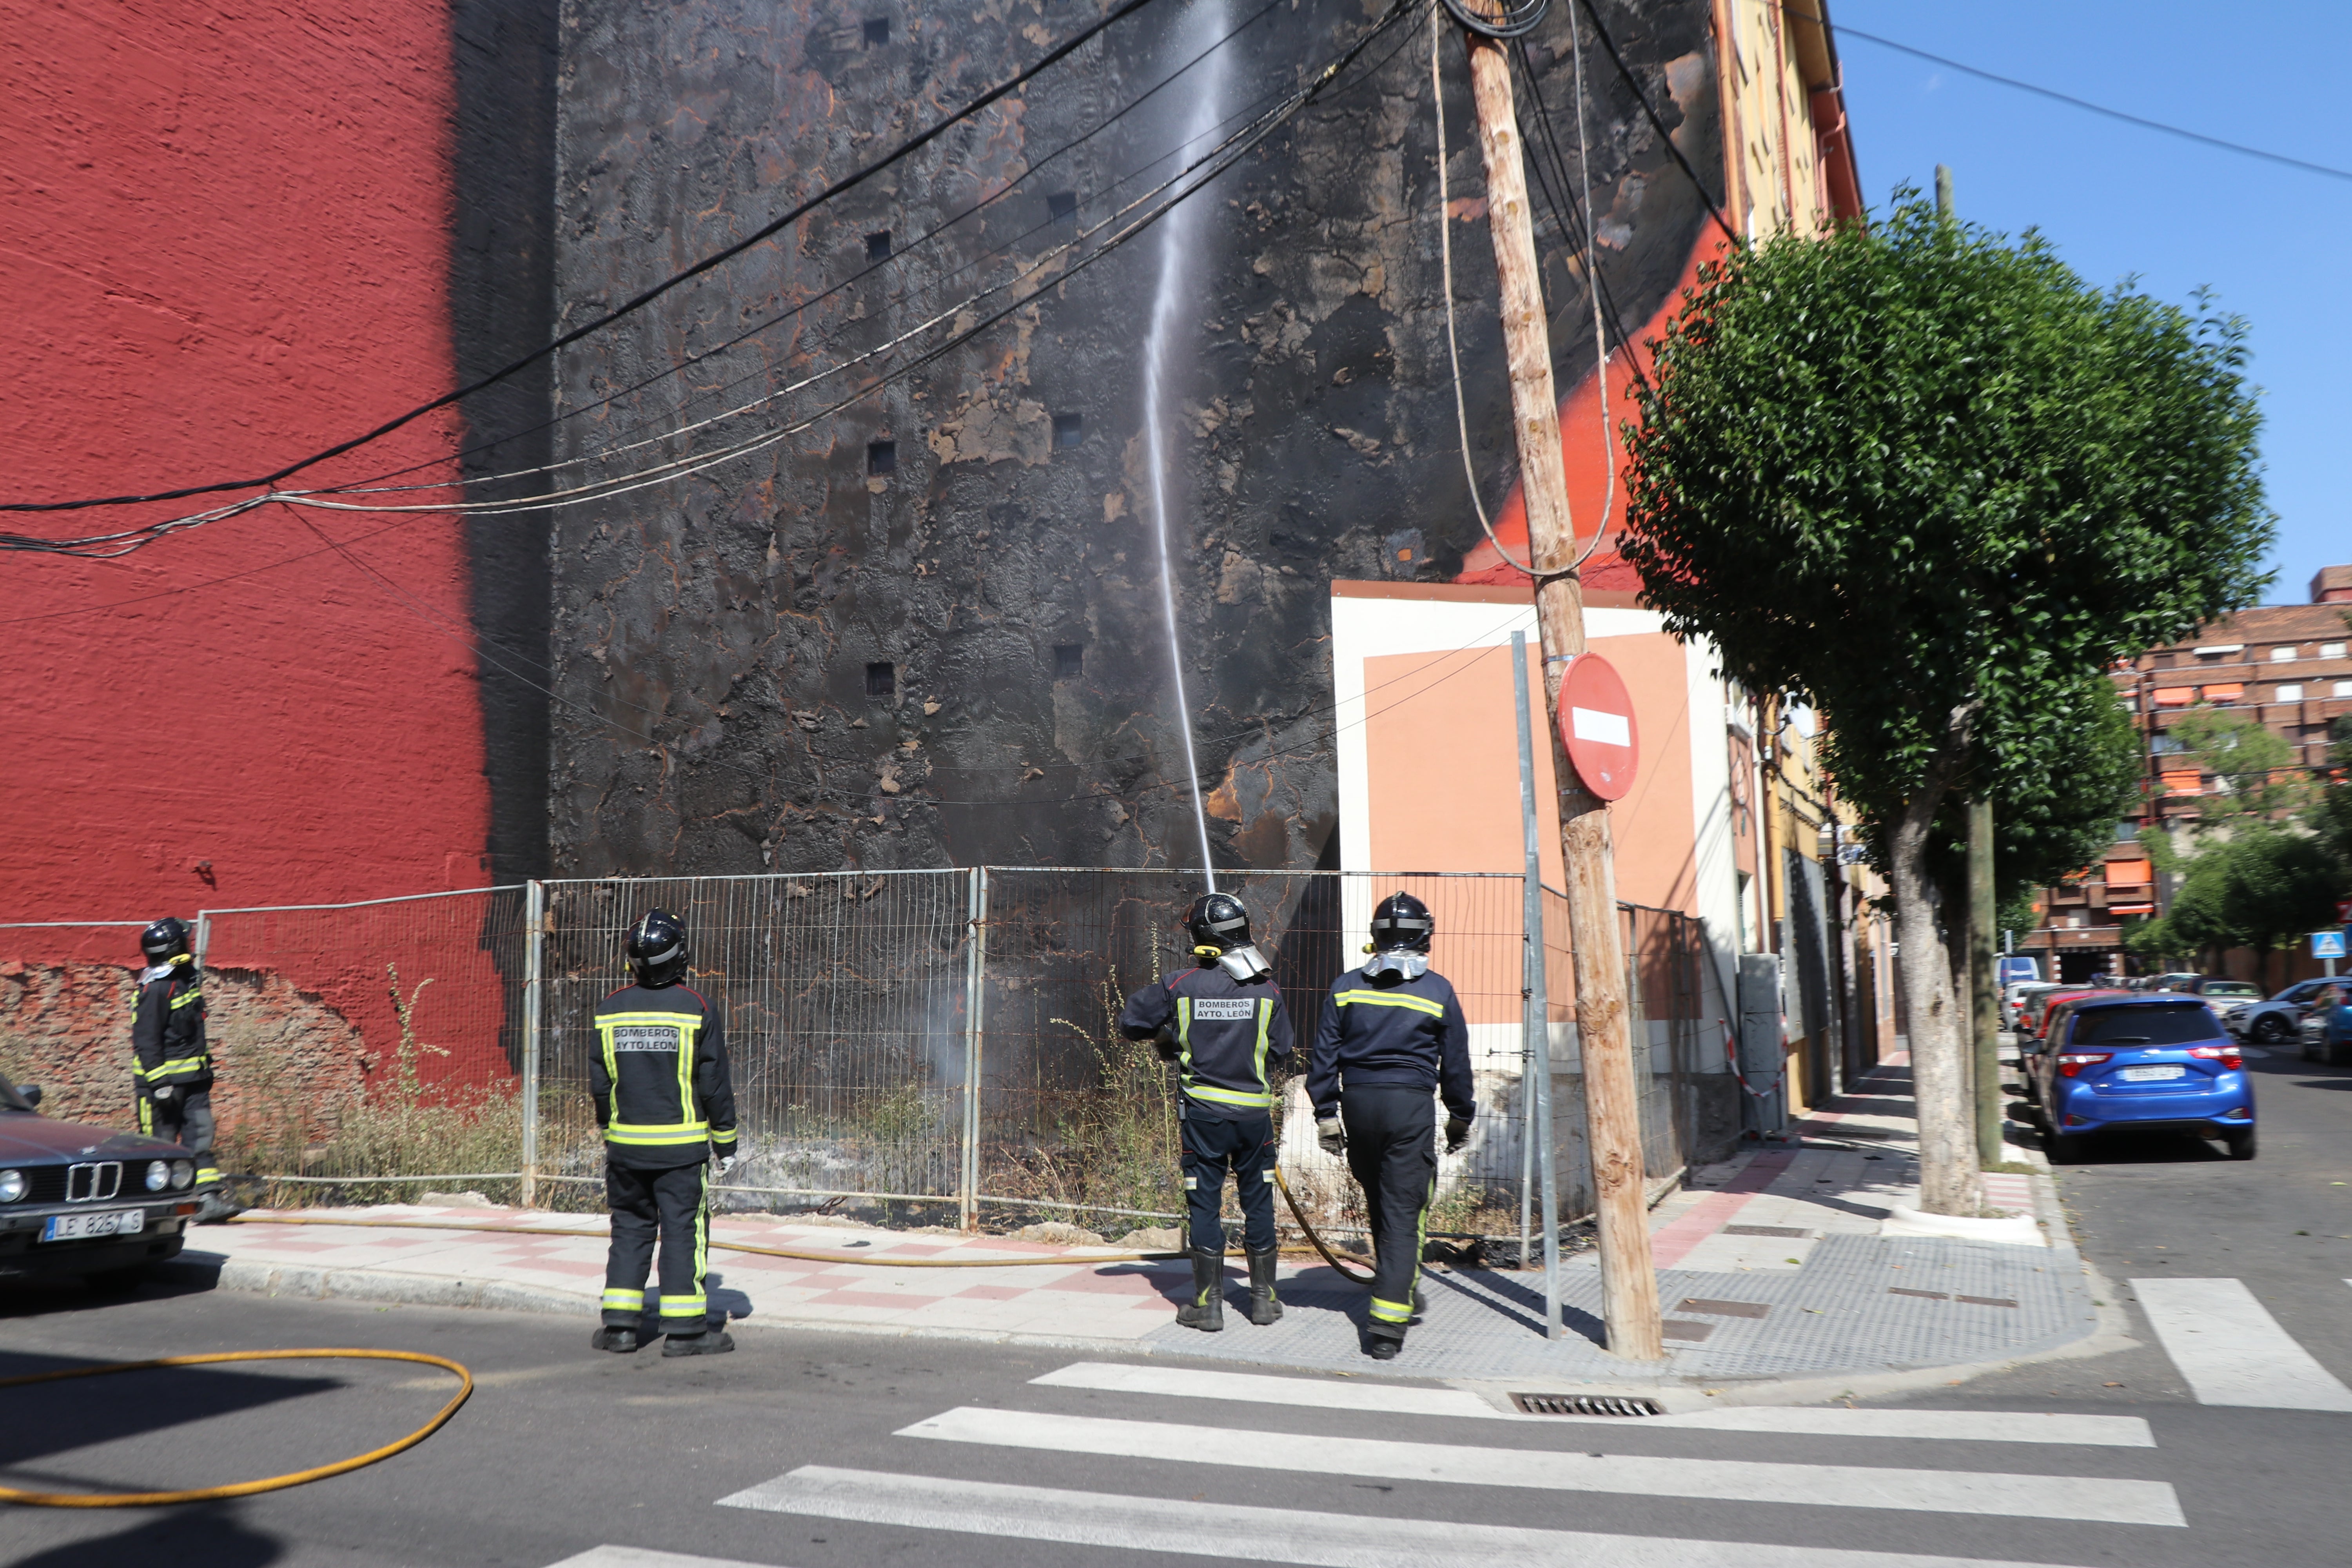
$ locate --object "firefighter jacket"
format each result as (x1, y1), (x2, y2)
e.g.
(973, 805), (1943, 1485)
(1119, 964), (1295, 1121)
(1305, 965), (1475, 1125)
(590, 982), (740, 1170)
(132, 954), (211, 1094)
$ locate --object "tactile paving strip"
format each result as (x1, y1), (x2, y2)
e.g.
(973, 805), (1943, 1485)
(1139, 1184), (2094, 1381)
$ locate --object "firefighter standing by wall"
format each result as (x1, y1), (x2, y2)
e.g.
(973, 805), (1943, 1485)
(1307, 892), (1473, 1360)
(1118, 893), (1295, 1331)
(591, 908), (740, 1357)
(132, 917), (231, 1218)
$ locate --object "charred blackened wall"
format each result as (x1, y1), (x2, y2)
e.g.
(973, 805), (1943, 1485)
(544, 0), (1721, 876)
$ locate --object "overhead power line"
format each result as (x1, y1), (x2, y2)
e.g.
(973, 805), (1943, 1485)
(0, 0), (1166, 519)
(1827, 18), (2352, 185)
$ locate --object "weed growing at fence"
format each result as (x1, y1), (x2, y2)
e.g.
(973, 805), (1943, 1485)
(224, 965), (527, 1207)
(983, 973), (1185, 1223)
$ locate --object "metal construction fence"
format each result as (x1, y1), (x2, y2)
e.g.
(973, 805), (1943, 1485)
(0, 870), (1729, 1244)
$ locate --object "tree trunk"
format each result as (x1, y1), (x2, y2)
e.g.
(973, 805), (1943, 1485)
(1888, 784), (1982, 1216)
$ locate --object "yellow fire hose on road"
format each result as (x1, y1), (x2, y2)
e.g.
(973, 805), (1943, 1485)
(0, 1348), (472, 1509)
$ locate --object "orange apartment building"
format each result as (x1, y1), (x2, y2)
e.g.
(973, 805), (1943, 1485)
(2031, 565), (2352, 981)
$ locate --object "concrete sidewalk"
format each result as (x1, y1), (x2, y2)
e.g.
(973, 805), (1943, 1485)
(179, 1056), (2098, 1389)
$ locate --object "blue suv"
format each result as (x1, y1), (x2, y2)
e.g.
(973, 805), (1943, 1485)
(2026, 994), (2254, 1162)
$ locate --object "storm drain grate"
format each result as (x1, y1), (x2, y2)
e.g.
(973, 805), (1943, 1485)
(1510, 1393), (1664, 1417)
(1723, 1225), (1811, 1238)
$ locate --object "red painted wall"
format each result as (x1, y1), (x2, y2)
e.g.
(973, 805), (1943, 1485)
(0, 1), (491, 960)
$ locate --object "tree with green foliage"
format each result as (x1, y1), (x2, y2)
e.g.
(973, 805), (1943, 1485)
(1619, 197), (2271, 1212)
(2132, 827), (2341, 984)
(2165, 706), (2311, 822)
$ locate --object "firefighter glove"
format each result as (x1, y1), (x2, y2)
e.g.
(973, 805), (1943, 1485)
(1316, 1118), (1345, 1156)
(1152, 1024), (1181, 1062)
(1444, 1115), (1471, 1154)
(152, 1086), (176, 1103)
(715, 1154), (739, 1179)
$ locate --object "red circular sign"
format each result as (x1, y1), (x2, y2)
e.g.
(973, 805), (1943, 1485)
(1557, 652), (1640, 801)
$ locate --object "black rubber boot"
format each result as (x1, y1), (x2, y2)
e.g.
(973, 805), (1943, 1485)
(1365, 1334), (1403, 1361)
(1175, 1248), (1225, 1332)
(662, 1327), (735, 1357)
(590, 1326), (639, 1354)
(1245, 1249), (1283, 1325)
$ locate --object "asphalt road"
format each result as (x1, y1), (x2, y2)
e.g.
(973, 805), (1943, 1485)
(3, 1054), (2346, 1568)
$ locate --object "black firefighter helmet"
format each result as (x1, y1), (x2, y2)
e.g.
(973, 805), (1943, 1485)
(140, 917), (192, 965)
(1184, 892), (1252, 954)
(626, 908), (691, 987)
(1369, 892), (1434, 953)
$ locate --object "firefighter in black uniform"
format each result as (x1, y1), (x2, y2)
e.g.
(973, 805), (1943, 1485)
(132, 917), (230, 1217)
(591, 909), (740, 1357)
(1118, 893), (1295, 1331)
(1307, 891), (1473, 1359)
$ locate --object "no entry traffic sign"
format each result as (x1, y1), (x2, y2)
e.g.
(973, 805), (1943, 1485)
(1557, 652), (1640, 801)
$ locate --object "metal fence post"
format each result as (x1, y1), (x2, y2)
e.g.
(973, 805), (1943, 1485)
(960, 867), (990, 1231)
(1512, 631), (1562, 1335)
(192, 913), (212, 970)
(521, 880), (544, 1209)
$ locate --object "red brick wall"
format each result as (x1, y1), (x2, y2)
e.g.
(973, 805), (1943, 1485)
(0, 1), (490, 942)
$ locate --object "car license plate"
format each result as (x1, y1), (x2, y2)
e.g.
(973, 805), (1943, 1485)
(2119, 1065), (2187, 1082)
(40, 1209), (146, 1242)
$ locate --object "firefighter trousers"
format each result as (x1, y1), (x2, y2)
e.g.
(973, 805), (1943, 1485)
(140, 1090), (219, 1187)
(603, 1160), (711, 1333)
(1340, 1085), (1435, 1342)
(1179, 1108), (1278, 1255)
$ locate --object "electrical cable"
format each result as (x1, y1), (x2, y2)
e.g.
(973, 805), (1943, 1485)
(0, 0), (1170, 519)
(1560, 1), (1616, 573)
(1572, 0), (1741, 247)
(334, 0), (1300, 501)
(1815, 9), (2352, 185)
(1437, 0), (1550, 42)
(1431, 8), (1537, 577)
(0, 1349), (471, 1508)
(16, 0), (1428, 557)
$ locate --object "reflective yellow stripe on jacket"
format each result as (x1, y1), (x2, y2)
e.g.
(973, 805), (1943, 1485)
(1333, 989), (1445, 1017)
(1176, 994), (1275, 1109)
(597, 1011), (708, 1143)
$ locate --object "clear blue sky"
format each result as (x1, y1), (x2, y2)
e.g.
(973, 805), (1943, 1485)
(1833, 0), (2347, 607)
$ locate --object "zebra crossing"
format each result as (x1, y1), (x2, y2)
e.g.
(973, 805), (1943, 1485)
(564, 1357), (2191, 1568)
(549, 1281), (2352, 1568)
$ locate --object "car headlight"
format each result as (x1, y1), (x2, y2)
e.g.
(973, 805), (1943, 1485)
(0, 1170), (25, 1203)
(171, 1160), (195, 1190)
(144, 1159), (171, 1192)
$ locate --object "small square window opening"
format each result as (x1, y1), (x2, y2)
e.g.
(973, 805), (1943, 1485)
(865, 230), (892, 262)
(862, 17), (890, 47)
(1053, 412), (1084, 448)
(1054, 644), (1085, 680)
(2271, 645), (2297, 662)
(866, 662), (896, 699)
(1046, 191), (1079, 223)
(867, 439), (897, 475)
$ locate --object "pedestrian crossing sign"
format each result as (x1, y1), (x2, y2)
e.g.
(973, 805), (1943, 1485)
(2313, 930), (2347, 959)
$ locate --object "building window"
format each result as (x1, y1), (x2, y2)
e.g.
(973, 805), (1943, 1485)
(1053, 644), (1085, 680)
(2335, 680), (2352, 698)
(2114, 820), (2139, 842)
(2322, 642), (2347, 659)
(865, 230), (892, 261)
(2271, 645), (2298, 662)
(862, 16), (889, 46)
(1053, 412), (1084, 448)
(867, 439), (897, 475)
(865, 662), (896, 699)
(2276, 684), (2304, 702)
(1046, 191), (1078, 223)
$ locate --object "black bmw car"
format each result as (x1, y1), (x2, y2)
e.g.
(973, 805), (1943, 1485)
(0, 1066), (201, 1286)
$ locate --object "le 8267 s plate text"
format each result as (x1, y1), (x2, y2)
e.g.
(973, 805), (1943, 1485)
(41, 1209), (147, 1242)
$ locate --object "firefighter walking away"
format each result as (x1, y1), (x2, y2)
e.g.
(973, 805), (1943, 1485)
(591, 909), (740, 1357)
(1119, 893), (1295, 1331)
(132, 917), (235, 1221)
(1307, 892), (1473, 1359)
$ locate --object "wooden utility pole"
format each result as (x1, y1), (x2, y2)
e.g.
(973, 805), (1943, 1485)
(1463, 27), (1664, 1360)
(1968, 795), (2002, 1166)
